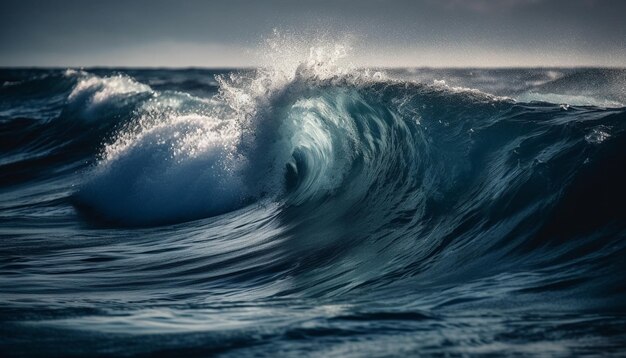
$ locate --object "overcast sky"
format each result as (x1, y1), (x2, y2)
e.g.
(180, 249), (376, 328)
(1, 0), (625, 67)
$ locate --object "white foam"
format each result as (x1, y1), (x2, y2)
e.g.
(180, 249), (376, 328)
(78, 112), (246, 225)
(66, 72), (151, 118)
(585, 126), (611, 144)
(432, 79), (511, 101)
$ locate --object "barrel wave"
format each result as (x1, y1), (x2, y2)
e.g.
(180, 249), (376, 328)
(1, 47), (626, 356)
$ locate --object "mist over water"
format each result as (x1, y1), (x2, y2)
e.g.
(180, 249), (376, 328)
(1, 38), (626, 356)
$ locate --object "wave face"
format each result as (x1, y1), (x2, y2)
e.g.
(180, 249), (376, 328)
(1, 53), (626, 355)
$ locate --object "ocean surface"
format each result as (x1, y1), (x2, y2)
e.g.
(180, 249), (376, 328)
(1, 58), (626, 356)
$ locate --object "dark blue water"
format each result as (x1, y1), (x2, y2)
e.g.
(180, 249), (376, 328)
(1, 63), (626, 356)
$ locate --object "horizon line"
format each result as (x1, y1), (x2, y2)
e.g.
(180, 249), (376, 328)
(2, 65), (626, 70)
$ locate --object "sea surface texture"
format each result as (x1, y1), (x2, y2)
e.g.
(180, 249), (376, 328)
(1, 54), (626, 356)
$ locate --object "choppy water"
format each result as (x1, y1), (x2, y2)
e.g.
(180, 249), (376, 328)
(1, 55), (626, 356)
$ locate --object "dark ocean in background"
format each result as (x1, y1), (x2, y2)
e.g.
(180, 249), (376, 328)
(1, 59), (626, 356)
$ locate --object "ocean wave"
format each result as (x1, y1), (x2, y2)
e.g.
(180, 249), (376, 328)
(2, 44), (626, 356)
(73, 44), (399, 225)
(70, 44), (626, 244)
(3, 40), (623, 300)
(63, 70), (152, 120)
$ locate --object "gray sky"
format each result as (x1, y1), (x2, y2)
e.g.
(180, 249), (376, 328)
(1, 0), (625, 67)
